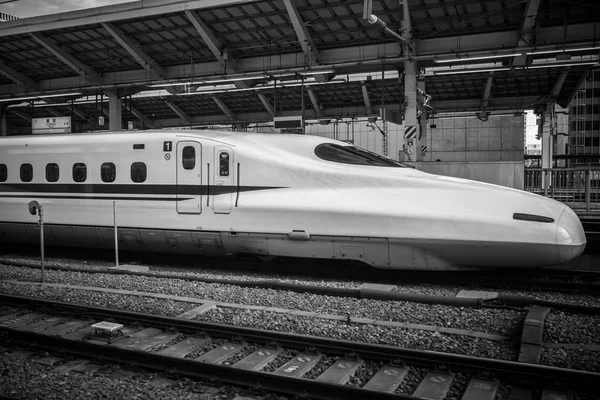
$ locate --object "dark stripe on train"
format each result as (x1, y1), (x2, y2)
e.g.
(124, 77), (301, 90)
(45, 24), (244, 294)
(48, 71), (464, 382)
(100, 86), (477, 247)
(0, 183), (284, 196)
(0, 195), (189, 201)
(513, 213), (555, 223)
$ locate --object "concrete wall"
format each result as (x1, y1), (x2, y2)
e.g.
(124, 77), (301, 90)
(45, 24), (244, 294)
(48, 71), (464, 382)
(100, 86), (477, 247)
(427, 115), (525, 162)
(412, 161), (524, 190)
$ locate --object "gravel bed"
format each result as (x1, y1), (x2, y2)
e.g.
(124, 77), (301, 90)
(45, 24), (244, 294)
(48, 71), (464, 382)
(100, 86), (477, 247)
(544, 311), (600, 344)
(262, 349), (297, 373)
(500, 289), (600, 307)
(303, 356), (336, 380)
(195, 308), (519, 361)
(396, 367), (427, 395)
(0, 255), (362, 289)
(541, 347), (600, 373)
(0, 282), (194, 317)
(348, 360), (382, 387)
(0, 266), (525, 337)
(0, 348), (284, 400)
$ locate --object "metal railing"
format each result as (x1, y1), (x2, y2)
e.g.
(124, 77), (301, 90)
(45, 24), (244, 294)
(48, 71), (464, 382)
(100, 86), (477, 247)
(524, 168), (600, 211)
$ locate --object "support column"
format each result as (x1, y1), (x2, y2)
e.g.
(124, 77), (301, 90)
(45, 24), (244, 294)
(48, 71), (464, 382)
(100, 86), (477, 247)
(539, 102), (554, 191)
(402, 0), (419, 162)
(107, 91), (122, 131)
(0, 105), (7, 136)
(418, 79), (428, 161)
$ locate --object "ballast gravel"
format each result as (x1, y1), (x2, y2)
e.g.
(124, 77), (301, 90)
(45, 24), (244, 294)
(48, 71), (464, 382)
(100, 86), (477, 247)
(544, 311), (600, 344)
(0, 265), (525, 337)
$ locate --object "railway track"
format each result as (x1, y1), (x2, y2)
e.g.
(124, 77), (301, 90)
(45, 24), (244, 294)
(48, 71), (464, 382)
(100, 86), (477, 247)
(2, 259), (599, 315)
(2, 245), (600, 293)
(0, 294), (598, 400)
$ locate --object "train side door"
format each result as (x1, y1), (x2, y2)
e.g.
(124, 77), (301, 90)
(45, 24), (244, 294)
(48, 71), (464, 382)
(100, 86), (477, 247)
(212, 146), (234, 214)
(176, 141), (202, 214)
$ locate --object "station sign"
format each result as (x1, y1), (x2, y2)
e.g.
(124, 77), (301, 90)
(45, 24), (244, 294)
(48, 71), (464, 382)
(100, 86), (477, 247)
(32, 116), (71, 134)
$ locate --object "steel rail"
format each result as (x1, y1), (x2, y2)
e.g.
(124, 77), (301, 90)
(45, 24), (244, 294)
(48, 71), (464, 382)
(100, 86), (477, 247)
(0, 327), (408, 400)
(1, 293), (599, 390)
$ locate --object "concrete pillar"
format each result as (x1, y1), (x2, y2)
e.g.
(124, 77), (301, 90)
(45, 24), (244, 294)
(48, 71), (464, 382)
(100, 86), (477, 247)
(418, 79), (427, 161)
(403, 0), (418, 162)
(107, 92), (122, 131)
(540, 106), (554, 191)
(0, 105), (7, 136)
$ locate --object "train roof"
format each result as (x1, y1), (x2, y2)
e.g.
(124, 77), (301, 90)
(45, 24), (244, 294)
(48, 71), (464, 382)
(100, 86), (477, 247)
(0, 130), (341, 151)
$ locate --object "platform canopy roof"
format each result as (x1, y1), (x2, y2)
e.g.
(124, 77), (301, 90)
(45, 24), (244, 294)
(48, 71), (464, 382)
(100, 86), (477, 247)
(0, 0), (598, 132)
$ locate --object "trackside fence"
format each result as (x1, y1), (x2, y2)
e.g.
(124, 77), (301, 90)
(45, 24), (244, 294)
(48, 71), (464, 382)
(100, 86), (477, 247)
(524, 168), (600, 212)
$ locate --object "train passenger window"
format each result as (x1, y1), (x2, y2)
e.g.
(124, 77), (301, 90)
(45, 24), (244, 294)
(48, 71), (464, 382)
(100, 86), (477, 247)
(314, 143), (407, 167)
(72, 163), (87, 182)
(182, 146), (195, 170)
(0, 164), (6, 182)
(131, 162), (146, 183)
(20, 164), (33, 182)
(46, 163), (59, 182)
(101, 162), (116, 183)
(219, 152), (229, 176)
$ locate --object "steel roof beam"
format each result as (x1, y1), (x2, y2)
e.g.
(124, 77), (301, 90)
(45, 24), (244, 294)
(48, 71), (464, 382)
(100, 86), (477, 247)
(565, 70), (589, 107)
(12, 110), (32, 122)
(306, 88), (320, 115)
(0, 0), (254, 37)
(283, 0), (318, 63)
(512, 0), (541, 68)
(0, 60), (38, 91)
(256, 92), (274, 116)
(212, 96), (236, 119)
(185, 10), (233, 71)
(361, 82), (372, 115)
(101, 22), (167, 80)
(550, 71), (568, 98)
(29, 33), (103, 86)
(480, 72), (494, 109)
(164, 100), (192, 124)
(130, 106), (154, 128)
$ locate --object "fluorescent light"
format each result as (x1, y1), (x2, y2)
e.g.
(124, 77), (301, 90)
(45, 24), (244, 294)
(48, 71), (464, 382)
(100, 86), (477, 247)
(528, 61), (599, 69)
(177, 79), (346, 96)
(0, 91), (82, 103)
(148, 75), (269, 88)
(433, 67), (510, 75)
(435, 54), (515, 63)
(527, 46), (600, 56)
(148, 70), (336, 88)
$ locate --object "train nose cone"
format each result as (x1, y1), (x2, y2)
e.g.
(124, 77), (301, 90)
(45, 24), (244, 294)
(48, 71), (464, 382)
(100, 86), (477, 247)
(556, 206), (586, 263)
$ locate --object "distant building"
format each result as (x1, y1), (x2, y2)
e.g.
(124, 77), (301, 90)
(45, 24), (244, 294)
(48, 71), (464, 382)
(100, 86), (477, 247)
(568, 68), (600, 166)
(0, 12), (19, 22)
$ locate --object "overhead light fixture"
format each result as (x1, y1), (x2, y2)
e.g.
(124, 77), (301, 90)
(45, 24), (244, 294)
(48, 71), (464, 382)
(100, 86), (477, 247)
(434, 54), (515, 63)
(527, 46), (600, 56)
(0, 91), (82, 103)
(177, 79), (346, 96)
(148, 75), (269, 88)
(148, 69), (336, 88)
(433, 67), (510, 75)
(528, 61), (599, 69)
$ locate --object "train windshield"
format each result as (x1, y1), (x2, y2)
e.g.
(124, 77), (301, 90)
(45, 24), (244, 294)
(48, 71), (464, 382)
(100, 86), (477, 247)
(314, 143), (408, 167)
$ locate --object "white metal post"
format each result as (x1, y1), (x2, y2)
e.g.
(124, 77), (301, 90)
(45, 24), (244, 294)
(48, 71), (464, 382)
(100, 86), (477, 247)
(39, 205), (44, 283)
(113, 201), (119, 267)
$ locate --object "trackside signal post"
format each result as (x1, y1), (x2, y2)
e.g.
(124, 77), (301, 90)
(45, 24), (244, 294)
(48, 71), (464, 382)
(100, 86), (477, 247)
(28, 201), (45, 283)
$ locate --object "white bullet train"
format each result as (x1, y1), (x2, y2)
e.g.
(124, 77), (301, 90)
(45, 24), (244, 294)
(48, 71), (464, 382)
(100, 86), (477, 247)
(0, 130), (586, 270)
